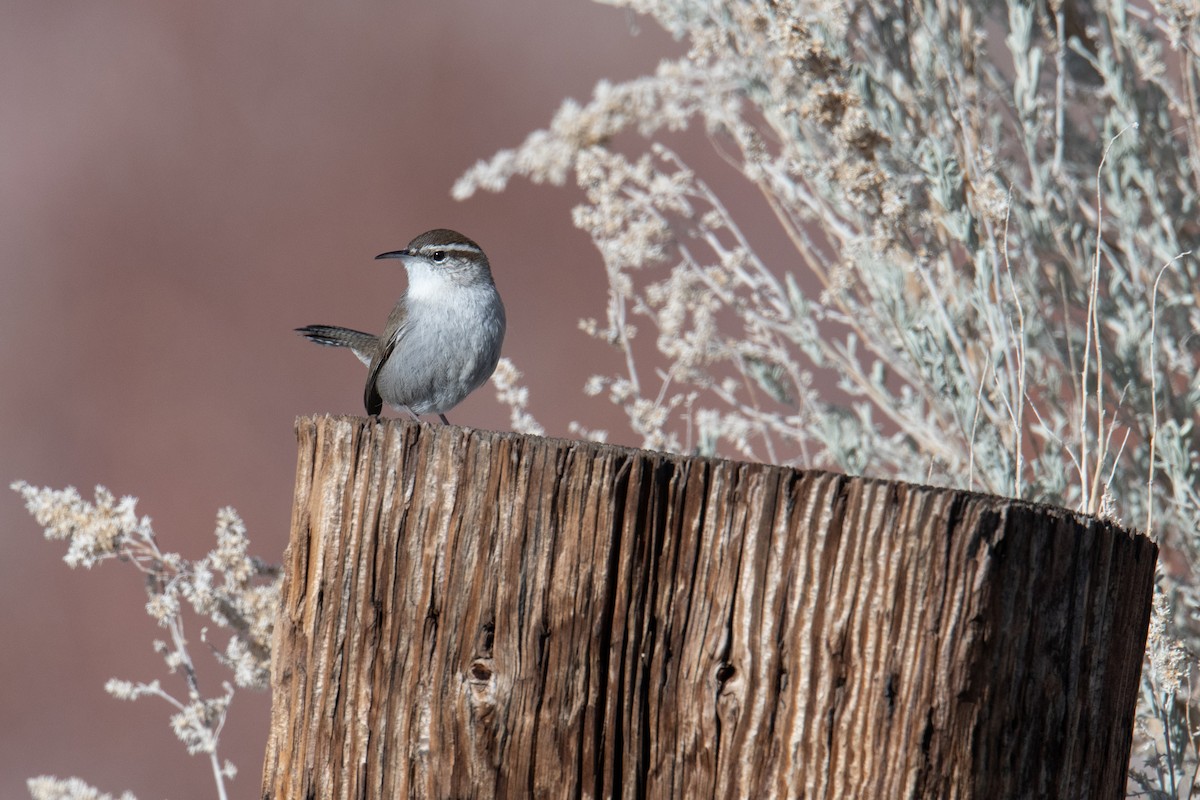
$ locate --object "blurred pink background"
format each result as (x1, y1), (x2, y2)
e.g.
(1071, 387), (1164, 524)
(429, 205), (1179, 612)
(0, 2), (678, 796)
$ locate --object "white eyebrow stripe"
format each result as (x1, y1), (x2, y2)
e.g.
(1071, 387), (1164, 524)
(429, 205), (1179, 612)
(425, 243), (481, 254)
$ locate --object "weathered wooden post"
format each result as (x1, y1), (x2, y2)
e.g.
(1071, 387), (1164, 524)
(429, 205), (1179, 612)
(262, 415), (1156, 798)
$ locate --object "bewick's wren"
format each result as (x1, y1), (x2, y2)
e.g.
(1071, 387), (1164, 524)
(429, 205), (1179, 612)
(296, 228), (506, 424)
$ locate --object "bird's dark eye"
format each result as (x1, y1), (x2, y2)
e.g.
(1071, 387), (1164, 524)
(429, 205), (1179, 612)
(431, 250), (447, 263)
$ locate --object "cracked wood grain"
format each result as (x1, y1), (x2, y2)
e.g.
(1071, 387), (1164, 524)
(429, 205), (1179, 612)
(261, 415), (1156, 799)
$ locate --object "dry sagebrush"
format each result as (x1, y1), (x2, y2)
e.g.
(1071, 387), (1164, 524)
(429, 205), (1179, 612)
(12, 482), (279, 800)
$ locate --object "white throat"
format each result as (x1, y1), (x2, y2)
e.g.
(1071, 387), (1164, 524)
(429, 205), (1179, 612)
(404, 261), (460, 303)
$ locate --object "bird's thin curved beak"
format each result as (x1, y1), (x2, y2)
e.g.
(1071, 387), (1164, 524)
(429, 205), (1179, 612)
(375, 249), (411, 260)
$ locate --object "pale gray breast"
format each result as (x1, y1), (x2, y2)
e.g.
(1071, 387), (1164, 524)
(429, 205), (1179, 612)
(374, 284), (505, 415)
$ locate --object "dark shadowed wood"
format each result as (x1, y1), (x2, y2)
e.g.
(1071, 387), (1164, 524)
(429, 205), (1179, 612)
(261, 415), (1157, 799)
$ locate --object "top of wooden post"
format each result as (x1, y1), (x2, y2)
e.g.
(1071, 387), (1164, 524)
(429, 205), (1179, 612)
(263, 415), (1157, 800)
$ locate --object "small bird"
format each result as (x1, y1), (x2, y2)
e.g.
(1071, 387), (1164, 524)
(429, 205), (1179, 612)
(296, 228), (506, 424)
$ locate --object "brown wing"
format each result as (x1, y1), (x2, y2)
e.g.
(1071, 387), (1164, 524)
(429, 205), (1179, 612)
(363, 299), (408, 416)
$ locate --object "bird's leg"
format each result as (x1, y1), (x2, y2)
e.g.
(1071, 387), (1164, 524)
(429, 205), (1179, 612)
(438, 414), (451, 425)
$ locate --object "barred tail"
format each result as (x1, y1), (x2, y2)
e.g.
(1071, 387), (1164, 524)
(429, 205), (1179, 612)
(295, 325), (379, 366)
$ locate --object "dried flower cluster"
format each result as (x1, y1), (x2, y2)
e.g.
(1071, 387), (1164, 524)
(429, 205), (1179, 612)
(467, 0), (1200, 795)
(27, 776), (137, 800)
(490, 357), (545, 436)
(1132, 581), (1195, 795)
(12, 482), (280, 800)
